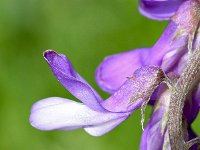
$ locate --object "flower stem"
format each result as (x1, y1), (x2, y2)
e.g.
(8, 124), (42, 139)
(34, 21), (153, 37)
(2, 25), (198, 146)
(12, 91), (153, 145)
(168, 34), (200, 149)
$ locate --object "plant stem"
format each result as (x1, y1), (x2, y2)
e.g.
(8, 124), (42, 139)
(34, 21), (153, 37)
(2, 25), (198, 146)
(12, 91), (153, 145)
(168, 34), (200, 149)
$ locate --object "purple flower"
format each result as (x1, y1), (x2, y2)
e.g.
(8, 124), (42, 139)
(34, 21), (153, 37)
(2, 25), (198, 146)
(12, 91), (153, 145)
(139, 0), (187, 20)
(30, 50), (164, 136)
(95, 21), (181, 93)
(96, 0), (200, 149)
(96, 0), (200, 94)
(29, 0), (200, 149)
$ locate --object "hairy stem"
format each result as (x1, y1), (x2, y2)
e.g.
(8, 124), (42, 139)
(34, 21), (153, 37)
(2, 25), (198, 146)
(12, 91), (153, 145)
(168, 41), (200, 149)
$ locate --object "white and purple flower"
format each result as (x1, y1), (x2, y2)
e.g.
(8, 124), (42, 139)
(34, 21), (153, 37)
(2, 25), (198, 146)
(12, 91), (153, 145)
(30, 50), (164, 136)
(30, 0), (200, 149)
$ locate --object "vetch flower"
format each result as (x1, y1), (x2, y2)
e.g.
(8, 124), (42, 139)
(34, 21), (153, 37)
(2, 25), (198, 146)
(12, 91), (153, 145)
(96, 0), (200, 149)
(29, 0), (200, 149)
(30, 50), (165, 136)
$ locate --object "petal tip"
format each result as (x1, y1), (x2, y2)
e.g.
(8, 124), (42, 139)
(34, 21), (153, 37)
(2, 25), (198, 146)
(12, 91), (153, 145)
(29, 113), (48, 131)
(43, 50), (57, 61)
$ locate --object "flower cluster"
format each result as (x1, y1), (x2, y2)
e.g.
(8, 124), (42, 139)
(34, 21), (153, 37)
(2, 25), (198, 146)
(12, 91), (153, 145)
(30, 0), (200, 149)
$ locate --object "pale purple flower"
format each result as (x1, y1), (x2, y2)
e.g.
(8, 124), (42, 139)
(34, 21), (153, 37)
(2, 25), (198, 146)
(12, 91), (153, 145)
(29, 0), (200, 149)
(30, 50), (164, 136)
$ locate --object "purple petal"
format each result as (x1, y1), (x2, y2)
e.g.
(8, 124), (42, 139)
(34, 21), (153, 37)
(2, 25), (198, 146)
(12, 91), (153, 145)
(86, 67), (164, 135)
(140, 109), (166, 150)
(139, 0), (186, 20)
(102, 66), (165, 112)
(95, 48), (149, 93)
(44, 50), (103, 111)
(96, 20), (189, 93)
(102, 79), (144, 112)
(144, 0), (200, 72)
(147, 21), (188, 72)
(30, 97), (128, 131)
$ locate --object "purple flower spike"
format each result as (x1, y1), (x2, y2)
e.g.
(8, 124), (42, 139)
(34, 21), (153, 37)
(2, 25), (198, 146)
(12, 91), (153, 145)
(30, 50), (164, 136)
(139, 0), (186, 20)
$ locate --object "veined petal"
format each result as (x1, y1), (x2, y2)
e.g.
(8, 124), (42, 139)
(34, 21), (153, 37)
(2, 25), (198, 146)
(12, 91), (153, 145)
(44, 50), (103, 111)
(96, 20), (189, 93)
(102, 66), (165, 112)
(147, 21), (188, 71)
(85, 66), (165, 135)
(95, 48), (149, 93)
(139, 0), (186, 20)
(30, 97), (127, 131)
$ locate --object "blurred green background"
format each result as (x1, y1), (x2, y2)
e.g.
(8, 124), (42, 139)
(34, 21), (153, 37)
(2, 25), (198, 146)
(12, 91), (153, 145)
(1, 0), (199, 150)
